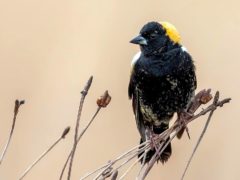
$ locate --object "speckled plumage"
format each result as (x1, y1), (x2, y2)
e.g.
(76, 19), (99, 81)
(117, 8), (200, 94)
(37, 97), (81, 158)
(129, 22), (197, 163)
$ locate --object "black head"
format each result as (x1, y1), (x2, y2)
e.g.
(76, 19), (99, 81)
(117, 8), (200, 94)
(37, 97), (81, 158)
(130, 22), (180, 56)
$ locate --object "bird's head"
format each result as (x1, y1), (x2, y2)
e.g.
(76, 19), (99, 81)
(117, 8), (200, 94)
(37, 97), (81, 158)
(130, 21), (181, 55)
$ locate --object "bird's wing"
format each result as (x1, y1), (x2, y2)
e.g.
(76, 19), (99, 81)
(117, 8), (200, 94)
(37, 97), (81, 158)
(128, 52), (146, 140)
(128, 75), (134, 99)
(128, 51), (141, 99)
(181, 50), (197, 91)
(132, 89), (147, 141)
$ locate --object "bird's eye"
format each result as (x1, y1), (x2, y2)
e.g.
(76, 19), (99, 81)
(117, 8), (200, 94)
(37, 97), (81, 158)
(150, 33), (157, 39)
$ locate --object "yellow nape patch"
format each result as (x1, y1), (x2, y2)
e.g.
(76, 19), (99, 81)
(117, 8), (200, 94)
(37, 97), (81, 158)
(160, 22), (181, 44)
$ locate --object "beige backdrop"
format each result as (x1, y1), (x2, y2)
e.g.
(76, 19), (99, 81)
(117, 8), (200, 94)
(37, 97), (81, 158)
(0, 0), (239, 179)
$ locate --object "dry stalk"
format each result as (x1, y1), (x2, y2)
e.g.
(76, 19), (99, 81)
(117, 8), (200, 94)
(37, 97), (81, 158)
(18, 127), (70, 180)
(60, 77), (111, 180)
(93, 144), (150, 180)
(79, 142), (149, 180)
(67, 76), (93, 180)
(59, 106), (101, 180)
(119, 148), (151, 180)
(110, 170), (118, 180)
(180, 92), (220, 180)
(0, 100), (25, 165)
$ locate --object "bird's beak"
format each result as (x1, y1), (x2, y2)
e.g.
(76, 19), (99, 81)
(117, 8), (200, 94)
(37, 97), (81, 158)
(130, 35), (147, 45)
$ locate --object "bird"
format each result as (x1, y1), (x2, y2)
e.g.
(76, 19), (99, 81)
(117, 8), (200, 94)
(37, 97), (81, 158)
(128, 21), (197, 163)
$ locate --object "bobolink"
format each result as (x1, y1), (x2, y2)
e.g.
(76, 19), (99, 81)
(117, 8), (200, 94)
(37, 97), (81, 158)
(128, 21), (197, 163)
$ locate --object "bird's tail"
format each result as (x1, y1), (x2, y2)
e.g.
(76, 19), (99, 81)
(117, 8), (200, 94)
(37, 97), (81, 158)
(138, 125), (172, 164)
(176, 128), (185, 139)
(139, 138), (172, 164)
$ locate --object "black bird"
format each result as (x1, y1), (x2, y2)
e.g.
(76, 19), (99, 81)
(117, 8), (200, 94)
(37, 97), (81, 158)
(128, 21), (197, 163)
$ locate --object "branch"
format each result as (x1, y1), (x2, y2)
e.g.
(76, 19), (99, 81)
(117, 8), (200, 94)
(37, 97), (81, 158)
(67, 76), (93, 180)
(18, 126), (70, 180)
(180, 91), (221, 180)
(59, 107), (101, 180)
(79, 141), (149, 180)
(60, 87), (111, 180)
(0, 100), (25, 165)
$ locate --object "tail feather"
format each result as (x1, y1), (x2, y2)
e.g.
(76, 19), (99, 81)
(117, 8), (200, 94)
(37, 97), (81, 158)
(176, 128), (185, 139)
(139, 137), (172, 164)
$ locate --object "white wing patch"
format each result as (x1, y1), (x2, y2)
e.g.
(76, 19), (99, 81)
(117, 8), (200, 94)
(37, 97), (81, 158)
(181, 46), (188, 52)
(131, 51), (141, 67)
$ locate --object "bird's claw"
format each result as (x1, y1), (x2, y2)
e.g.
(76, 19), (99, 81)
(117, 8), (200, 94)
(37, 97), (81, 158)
(178, 111), (193, 139)
(149, 132), (158, 150)
(145, 128), (159, 150)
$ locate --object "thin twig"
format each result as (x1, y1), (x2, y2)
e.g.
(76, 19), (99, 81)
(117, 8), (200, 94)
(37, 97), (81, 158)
(60, 90), (111, 180)
(180, 92), (219, 180)
(59, 106), (101, 180)
(79, 141), (149, 180)
(136, 129), (150, 178)
(67, 76), (93, 180)
(115, 145), (151, 172)
(140, 129), (179, 180)
(120, 148), (151, 180)
(93, 144), (149, 180)
(110, 170), (118, 180)
(96, 143), (150, 180)
(0, 100), (25, 165)
(18, 127), (70, 180)
(139, 120), (193, 179)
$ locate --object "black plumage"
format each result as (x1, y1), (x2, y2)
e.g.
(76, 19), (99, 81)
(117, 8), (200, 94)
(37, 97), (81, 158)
(129, 22), (197, 163)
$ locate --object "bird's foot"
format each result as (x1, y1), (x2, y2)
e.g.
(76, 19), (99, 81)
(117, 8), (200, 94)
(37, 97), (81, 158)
(150, 132), (159, 151)
(144, 128), (158, 150)
(177, 111), (193, 139)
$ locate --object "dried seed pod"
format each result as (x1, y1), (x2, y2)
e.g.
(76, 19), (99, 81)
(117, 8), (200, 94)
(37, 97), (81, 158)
(14, 99), (25, 114)
(61, 126), (71, 138)
(20, 100), (25, 105)
(200, 93), (213, 104)
(97, 90), (111, 108)
(81, 76), (93, 96)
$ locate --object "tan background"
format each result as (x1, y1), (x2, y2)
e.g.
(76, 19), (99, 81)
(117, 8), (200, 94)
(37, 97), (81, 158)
(0, 0), (239, 179)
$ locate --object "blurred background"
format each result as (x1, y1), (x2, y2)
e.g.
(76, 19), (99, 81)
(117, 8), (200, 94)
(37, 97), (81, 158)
(0, 0), (239, 179)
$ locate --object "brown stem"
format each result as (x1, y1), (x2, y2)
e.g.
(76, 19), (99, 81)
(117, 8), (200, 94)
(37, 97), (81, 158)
(67, 76), (93, 180)
(180, 92), (219, 180)
(0, 100), (25, 165)
(59, 106), (101, 180)
(61, 90), (111, 180)
(80, 143), (149, 180)
(18, 127), (70, 180)
(140, 128), (179, 179)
